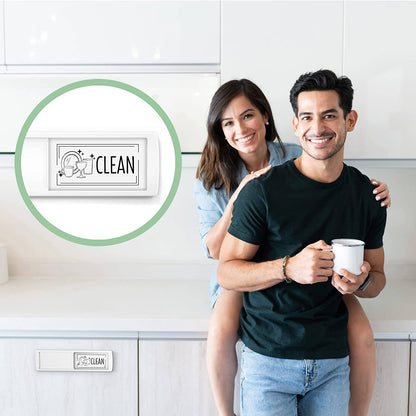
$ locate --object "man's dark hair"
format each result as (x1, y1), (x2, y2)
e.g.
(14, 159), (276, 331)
(289, 69), (354, 119)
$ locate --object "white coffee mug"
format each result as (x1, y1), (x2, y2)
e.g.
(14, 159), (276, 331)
(331, 239), (365, 276)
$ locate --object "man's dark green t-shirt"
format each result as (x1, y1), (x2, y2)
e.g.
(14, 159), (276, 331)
(228, 160), (386, 359)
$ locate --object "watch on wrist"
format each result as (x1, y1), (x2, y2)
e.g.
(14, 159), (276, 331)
(356, 273), (372, 292)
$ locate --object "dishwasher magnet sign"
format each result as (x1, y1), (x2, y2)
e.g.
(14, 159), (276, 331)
(47, 135), (159, 196)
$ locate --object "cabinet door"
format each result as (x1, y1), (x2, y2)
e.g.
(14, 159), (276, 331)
(344, 1), (416, 158)
(0, 337), (138, 416)
(139, 339), (216, 416)
(0, 1), (4, 66)
(4, 1), (220, 65)
(409, 341), (416, 416)
(221, 1), (343, 146)
(368, 340), (410, 416)
(0, 73), (218, 152)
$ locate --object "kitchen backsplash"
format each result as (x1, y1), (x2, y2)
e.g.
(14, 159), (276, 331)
(0, 156), (414, 279)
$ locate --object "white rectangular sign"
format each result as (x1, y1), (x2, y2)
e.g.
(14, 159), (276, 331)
(26, 132), (159, 197)
(36, 350), (113, 372)
(50, 139), (146, 189)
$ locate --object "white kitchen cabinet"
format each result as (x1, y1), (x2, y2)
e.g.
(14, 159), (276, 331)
(0, 1), (4, 66)
(0, 73), (219, 153)
(343, 1), (416, 159)
(139, 338), (217, 416)
(409, 340), (416, 416)
(368, 340), (410, 416)
(222, 1), (416, 160)
(4, 1), (220, 66)
(0, 336), (138, 416)
(0, 332), (413, 416)
(221, 1), (343, 146)
(139, 338), (412, 416)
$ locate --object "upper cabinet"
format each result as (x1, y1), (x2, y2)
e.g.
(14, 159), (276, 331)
(221, 1), (344, 146)
(0, 1), (4, 66)
(4, 1), (220, 66)
(222, 0), (416, 159)
(343, 1), (416, 159)
(2, 0), (414, 157)
(0, 73), (218, 153)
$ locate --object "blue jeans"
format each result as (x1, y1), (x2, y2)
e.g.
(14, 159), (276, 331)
(240, 344), (350, 416)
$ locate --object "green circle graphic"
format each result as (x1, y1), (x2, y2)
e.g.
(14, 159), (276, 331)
(15, 79), (182, 246)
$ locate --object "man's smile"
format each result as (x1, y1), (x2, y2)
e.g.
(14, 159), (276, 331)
(305, 132), (335, 145)
(309, 137), (331, 144)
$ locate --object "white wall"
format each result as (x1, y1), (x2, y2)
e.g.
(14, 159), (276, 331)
(0, 155), (415, 279)
(352, 165), (416, 278)
(0, 156), (210, 277)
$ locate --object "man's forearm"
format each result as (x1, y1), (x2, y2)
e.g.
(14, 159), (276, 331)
(217, 258), (285, 292)
(355, 270), (386, 298)
(355, 247), (386, 298)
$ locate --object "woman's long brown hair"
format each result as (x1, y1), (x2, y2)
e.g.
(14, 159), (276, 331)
(196, 79), (285, 196)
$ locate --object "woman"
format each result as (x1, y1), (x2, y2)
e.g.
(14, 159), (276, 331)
(195, 79), (390, 416)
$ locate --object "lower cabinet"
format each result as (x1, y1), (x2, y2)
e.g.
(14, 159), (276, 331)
(409, 341), (416, 416)
(139, 338), (217, 416)
(0, 336), (138, 416)
(0, 335), (413, 416)
(138, 338), (412, 416)
(368, 340), (410, 416)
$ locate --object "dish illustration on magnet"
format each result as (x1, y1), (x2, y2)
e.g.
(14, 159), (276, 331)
(60, 151), (82, 177)
(75, 160), (87, 178)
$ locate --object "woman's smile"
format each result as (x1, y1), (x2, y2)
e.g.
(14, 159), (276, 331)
(236, 133), (255, 144)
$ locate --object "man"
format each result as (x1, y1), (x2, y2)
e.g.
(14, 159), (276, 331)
(217, 69), (386, 415)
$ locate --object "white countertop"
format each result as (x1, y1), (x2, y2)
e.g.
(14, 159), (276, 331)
(0, 276), (414, 339)
(0, 277), (211, 334)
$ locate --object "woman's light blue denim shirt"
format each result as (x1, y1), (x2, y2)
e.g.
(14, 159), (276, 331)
(194, 141), (302, 307)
